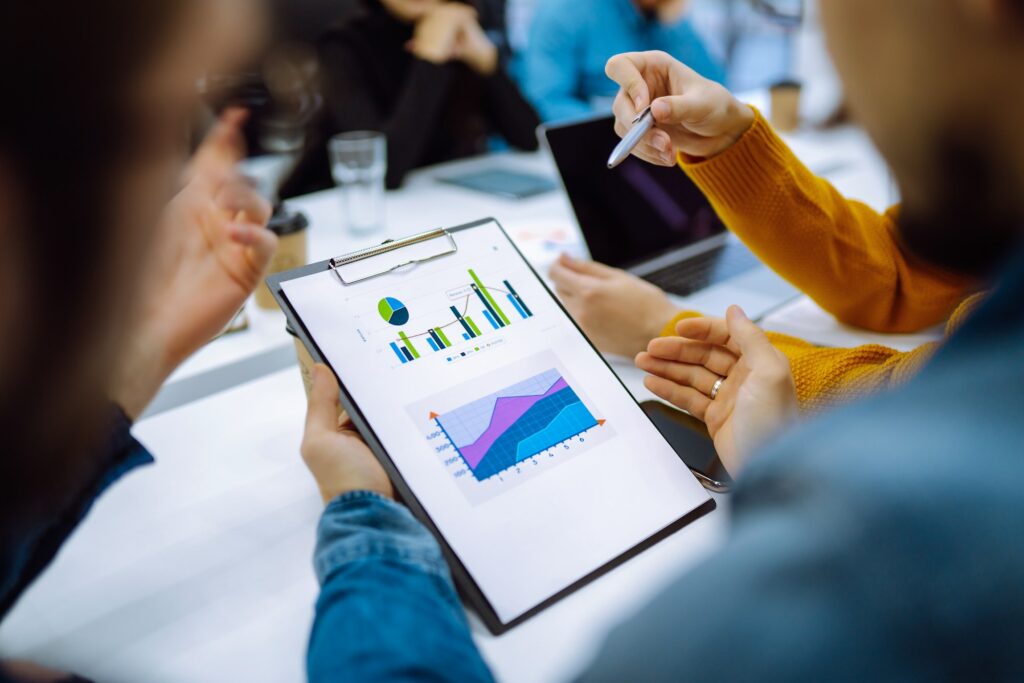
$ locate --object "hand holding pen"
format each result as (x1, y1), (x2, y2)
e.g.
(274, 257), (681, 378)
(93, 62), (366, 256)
(604, 51), (756, 168)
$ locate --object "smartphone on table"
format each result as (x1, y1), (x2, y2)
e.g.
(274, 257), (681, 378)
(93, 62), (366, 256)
(640, 400), (733, 493)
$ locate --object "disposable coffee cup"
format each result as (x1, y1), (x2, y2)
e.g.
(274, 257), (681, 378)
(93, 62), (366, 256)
(256, 207), (309, 310)
(286, 325), (315, 399)
(770, 80), (802, 133)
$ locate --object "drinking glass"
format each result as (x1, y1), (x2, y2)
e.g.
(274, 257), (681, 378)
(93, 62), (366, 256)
(329, 131), (387, 234)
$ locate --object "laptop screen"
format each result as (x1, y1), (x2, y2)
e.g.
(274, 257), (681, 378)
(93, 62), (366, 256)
(545, 115), (726, 269)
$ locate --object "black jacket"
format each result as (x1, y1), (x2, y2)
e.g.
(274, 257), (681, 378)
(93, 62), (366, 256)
(283, 1), (539, 195)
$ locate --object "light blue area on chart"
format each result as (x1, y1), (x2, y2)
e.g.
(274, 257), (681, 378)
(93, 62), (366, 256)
(514, 401), (598, 462)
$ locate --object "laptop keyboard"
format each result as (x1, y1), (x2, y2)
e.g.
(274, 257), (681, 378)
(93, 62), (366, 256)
(642, 243), (761, 297)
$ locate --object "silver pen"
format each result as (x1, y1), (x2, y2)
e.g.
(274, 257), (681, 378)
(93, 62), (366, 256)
(606, 106), (655, 169)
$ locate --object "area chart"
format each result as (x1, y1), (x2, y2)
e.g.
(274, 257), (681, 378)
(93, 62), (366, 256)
(434, 369), (602, 480)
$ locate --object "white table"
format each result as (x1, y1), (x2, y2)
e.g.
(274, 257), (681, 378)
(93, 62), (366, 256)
(0, 111), (900, 682)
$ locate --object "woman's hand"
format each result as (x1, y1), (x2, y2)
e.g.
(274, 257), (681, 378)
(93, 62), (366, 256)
(549, 254), (680, 357)
(112, 111), (276, 419)
(407, 3), (477, 65)
(453, 16), (498, 76)
(408, 4), (496, 75)
(605, 50), (754, 166)
(186, 107), (249, 183)
(636, 306), (798, 475)
(301, 365), (394, 503)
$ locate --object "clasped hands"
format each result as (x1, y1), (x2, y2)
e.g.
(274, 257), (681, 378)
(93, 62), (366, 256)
(406, 3), (498, 76)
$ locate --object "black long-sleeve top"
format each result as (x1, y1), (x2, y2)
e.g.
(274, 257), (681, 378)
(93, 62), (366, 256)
(283, 2), (540, 195)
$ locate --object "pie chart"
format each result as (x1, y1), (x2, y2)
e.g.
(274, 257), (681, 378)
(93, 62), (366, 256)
(378, 297), (410, 326)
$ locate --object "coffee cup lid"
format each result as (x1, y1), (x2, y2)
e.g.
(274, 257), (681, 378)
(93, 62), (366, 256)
(770, 79), (802, 90)
(269, 207), (309, 236)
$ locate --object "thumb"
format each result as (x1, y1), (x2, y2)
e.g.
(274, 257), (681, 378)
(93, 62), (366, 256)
(197, 108), (248, 168)
(725, 306), (775, 363)
(651, 95), (693, 125)
(218, 106), (249, 133)
(651, 90), (716, 127)
(305, 364), (341, 435)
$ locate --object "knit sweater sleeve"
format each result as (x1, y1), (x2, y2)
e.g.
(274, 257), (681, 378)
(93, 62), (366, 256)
(677, 108), (977, 333)
(762, 333), (937, 414)
(765, 293), (986, 413)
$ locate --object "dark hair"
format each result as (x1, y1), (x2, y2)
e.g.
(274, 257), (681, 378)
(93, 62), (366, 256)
(0, 2), (193, 524)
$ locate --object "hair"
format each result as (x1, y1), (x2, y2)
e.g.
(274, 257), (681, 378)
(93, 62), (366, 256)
(0, 2), (194, 528)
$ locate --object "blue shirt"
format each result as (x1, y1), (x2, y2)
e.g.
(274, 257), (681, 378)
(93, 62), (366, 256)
(521, 0), (726, 122)
(308, 245), (1024, 681)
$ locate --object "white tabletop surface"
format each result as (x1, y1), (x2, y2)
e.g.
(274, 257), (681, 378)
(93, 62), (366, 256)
(0, 101), (904, 682)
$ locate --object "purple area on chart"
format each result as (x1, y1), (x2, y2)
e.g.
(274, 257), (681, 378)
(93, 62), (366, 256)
(451, 377), (568, 469)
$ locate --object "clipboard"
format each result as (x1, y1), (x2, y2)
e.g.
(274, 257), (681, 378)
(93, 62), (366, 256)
(268, 218), (715, 635)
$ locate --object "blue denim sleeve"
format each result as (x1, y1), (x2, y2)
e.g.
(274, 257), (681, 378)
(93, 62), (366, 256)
(308, 491), (495, 683)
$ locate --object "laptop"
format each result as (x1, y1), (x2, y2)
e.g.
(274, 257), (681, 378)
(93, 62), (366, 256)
(542, 114), (798, 319)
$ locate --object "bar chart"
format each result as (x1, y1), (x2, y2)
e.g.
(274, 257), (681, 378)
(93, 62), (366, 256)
(387, 266), (535, 364)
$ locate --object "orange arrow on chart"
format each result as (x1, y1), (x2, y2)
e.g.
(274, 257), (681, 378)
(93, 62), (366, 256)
(597, 419), (606, 426)
(429, 412), (439, 420)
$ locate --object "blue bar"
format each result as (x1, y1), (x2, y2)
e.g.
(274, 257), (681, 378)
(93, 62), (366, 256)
(390, 342), (408, 363)
(507, 294), (529, 319)
(473, 285), (505, 328)
(504, 280), (533, 317)
(428, 329), (445, 349)
(401, 346), (414, 362)
(462, 333), (470, 340)
(427, 337), (439, 352)
(483, 309), (500, 330)
(450, 305), (475, 338)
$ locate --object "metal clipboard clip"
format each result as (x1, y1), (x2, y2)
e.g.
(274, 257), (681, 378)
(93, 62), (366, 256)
(328, 228), (458, 286)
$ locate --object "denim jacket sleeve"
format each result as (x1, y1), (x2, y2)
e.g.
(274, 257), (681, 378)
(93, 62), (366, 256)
(308, 491), (495, 683)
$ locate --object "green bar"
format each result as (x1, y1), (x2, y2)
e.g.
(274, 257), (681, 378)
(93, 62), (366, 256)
(469, 269), (510, 325)
(434, 327), (451, 348)
(398, 331), (420, 359)
(465, 316), (483, 337)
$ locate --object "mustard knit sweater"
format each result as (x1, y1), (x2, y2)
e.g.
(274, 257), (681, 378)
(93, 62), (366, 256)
(661, 109), (983, 414)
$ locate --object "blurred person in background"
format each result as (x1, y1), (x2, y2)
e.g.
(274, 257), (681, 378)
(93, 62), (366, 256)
(299, 0), (1024, 680)
(0, 1), (273, 681)
(285, 0), (540, 194)
(522, 0), (725, 122)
